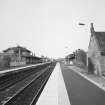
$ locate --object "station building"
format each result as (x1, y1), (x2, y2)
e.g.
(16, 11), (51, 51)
(0, 45), (42, 67)
(88, 23), (105, 76)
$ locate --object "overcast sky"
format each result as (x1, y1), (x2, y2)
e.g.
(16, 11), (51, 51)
(0, 0), (105, 58)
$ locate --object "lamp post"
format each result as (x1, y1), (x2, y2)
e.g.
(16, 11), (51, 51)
(78, 23), (86, 26)
(78, 22), (91, 71)
(18, 45), (21, 63)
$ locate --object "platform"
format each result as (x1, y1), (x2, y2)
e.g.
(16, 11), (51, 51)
(36, 63), (71, 105)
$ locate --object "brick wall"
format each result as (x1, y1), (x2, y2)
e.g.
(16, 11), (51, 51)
(100, 57), (105, 74)
(88, 35), (101, 75)
(10, 61), (26, 67)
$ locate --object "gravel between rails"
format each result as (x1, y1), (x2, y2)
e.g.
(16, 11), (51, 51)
(0, 63), (50, 91)
(2, 63), (56, 105)
(0, 65), (51, 105)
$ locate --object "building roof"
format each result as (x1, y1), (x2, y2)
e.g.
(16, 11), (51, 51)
(3, 46), (31, 53)
(95, 32), (105, 52)
(22, 55), (42, 60)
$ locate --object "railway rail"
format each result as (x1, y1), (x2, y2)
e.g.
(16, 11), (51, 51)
(0, 63), (51, 91)
(0, 62), (56, 105)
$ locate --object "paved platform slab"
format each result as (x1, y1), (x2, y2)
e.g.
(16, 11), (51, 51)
(61, 63), (105, 105)
(68, 65), (105, 91)
(36, 63), (71, 105)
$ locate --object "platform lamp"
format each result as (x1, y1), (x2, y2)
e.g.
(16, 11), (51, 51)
(78, 22), (91, 72)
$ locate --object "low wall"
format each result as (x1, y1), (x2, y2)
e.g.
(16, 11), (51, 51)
(10, 61), (26, 67)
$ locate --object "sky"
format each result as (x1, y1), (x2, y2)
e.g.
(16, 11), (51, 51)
(0, 0), (105, 58)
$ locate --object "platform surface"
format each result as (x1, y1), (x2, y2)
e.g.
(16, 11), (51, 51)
(36, 63), (71, 105)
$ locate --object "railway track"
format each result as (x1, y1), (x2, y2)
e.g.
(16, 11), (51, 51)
(0, 63), (51, 91)
(0, 62), (56, 105)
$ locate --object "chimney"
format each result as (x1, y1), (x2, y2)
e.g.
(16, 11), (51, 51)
(90, 23), (95, 34)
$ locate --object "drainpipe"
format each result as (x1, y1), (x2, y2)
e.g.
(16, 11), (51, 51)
(86, 53), (89, 73)
(18, 47), (21, 62)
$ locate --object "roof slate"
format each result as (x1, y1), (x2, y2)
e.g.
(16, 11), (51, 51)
(3, 46), (31, 53)
(95, 32), (105, 52)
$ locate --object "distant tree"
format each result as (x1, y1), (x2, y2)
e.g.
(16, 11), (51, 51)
(75, 49), (87, 67)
